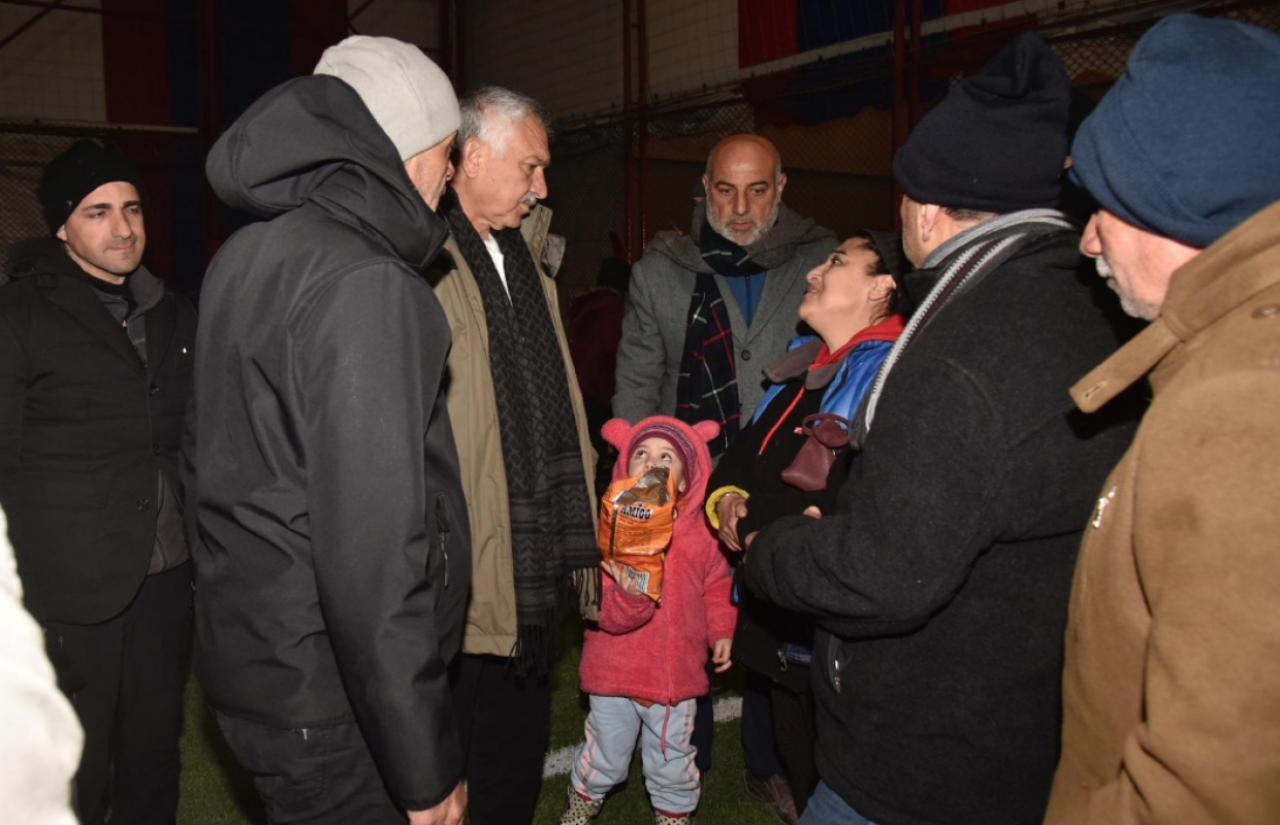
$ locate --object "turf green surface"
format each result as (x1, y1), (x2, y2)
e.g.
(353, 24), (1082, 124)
(176, 615), (783, 824)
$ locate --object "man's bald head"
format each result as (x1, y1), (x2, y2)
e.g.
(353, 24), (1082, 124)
(702, 134), (786, 247)
(704, 134), (782, 181)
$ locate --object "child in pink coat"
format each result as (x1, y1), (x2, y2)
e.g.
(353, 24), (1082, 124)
(561, 416), (737, 825)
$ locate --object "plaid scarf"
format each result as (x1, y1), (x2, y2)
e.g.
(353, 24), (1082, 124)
(674, 221), (771, 458)
(442, 195), (596, 676)
(675, 269), (740, 458)
(672, 208), (833, 458)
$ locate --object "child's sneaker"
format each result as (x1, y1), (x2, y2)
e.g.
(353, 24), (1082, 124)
(653, 808), (694, 824)
(559, 787), (602, 825)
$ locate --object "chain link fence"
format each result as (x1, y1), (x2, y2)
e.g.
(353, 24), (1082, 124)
(3, 2), (1275, 303)
(0, 123), (204, 295)
(547, 0), (1280, 303)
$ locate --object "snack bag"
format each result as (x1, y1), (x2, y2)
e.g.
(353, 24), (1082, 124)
(597, 466), (677, 601)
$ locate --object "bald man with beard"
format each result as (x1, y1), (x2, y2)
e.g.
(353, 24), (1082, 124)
(614, 134), (835, 453)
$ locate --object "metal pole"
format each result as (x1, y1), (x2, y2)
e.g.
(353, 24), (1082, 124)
(893, 0), (907, 152)
(910, 0), (923, 127)
(198, 0), (222, 264)
(637, 0), (649, 253)
(622, 0), (636, 262)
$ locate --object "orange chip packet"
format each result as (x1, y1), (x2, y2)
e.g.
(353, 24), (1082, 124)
(597, 466), (677, 601)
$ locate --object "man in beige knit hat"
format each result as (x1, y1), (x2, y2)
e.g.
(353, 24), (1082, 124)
(186, 36), (469, 825)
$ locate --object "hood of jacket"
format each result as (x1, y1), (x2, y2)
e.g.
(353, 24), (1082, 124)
(645, 202), (834, 275)
(206, 74), (446, 270)
(601, 416), (719, 519)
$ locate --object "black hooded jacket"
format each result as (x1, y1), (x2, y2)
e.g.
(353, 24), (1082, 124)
(185, 75), (470, 811)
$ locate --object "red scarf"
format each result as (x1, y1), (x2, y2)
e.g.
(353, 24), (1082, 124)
(807, 314), (907, 373)
(759, 314), (907, 455)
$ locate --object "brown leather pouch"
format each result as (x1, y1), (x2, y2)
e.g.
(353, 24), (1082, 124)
(780, 413), (851, 492)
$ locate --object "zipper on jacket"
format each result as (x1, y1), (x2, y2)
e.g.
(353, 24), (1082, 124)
(434, 496), (451, 588)
(825, 634), (843, 693)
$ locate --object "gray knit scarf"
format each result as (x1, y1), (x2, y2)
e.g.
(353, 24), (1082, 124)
(853, 209), (1076, 446)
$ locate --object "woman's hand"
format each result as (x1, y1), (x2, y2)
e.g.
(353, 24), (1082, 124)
(601, 560), (644, 596)
(716, 493), (750, 552)
(711, 638), (733, 673)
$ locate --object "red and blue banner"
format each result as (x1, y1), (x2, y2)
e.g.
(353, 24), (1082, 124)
(97, 0), (347, 284)
(740, 0), (1013, 68)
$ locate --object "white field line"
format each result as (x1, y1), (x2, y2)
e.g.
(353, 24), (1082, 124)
(543, 694), (743, 777)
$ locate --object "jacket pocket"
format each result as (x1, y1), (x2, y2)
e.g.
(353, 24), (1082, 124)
(431, 493), (452, 589)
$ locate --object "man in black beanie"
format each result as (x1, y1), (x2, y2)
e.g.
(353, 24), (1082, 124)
(0, 138), (197, 825)
(739, 33), (1137, 824)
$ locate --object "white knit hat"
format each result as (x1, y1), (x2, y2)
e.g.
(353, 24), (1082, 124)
(314, 35), (460, 162)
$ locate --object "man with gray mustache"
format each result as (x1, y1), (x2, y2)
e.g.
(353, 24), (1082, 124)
(422, 86), (598, 825)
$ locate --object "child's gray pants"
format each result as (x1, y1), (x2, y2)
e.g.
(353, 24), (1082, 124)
(569, 695), (700, 814)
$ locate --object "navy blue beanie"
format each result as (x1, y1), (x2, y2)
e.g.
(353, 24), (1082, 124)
(893, 32), (1071, 213)
(1071, 14), (1280, 249)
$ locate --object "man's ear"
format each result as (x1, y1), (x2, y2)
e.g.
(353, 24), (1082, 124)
(55, 224), (67, 242)
(459, 138), (486, 179)
(774, 171), (788, 199)
(918, 203), (942, 244)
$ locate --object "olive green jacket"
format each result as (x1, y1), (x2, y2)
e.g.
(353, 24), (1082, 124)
(425, 206), (597, 657)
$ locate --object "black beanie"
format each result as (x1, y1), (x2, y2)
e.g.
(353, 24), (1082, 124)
(893, 32), (1071, 213)
(38, 140), (144, 235)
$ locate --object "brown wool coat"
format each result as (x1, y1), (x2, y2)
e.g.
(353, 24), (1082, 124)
(1045, 202), (1280, 825)
(425, 206), (597, 657)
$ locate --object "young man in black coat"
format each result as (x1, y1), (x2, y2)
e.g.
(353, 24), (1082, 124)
(0, 139), (197, 825)
(740, 34), (1138, 825)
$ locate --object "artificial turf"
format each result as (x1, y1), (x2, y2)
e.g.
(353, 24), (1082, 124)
(176, 615), (783, 825)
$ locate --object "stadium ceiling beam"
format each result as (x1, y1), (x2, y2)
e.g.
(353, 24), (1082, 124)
(0, 0), (73, 51)
(0, 0), (90, 14)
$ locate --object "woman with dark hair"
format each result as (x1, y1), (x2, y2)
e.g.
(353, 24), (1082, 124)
(706, 231), (907, 820)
